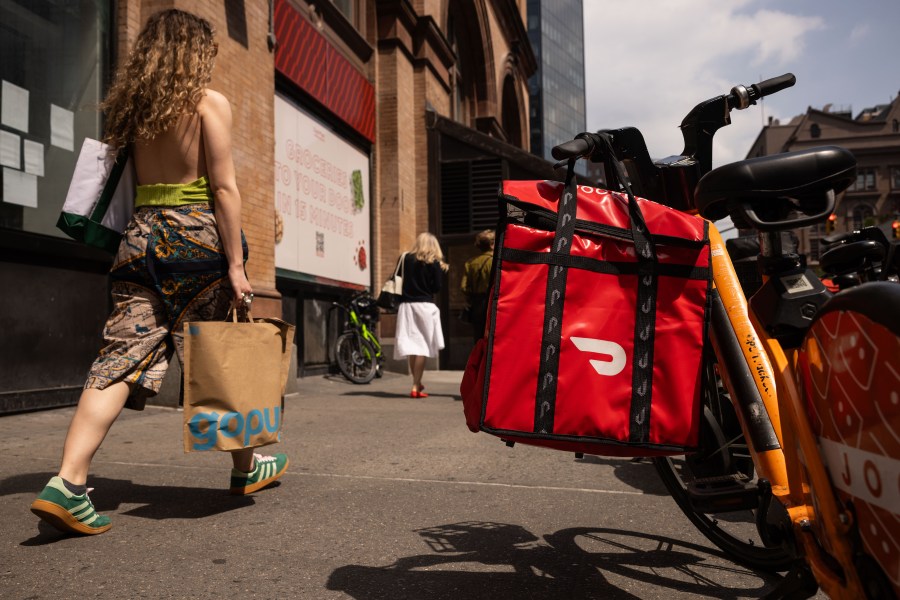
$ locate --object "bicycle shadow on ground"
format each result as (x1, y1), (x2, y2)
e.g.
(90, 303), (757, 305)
(4, 471), (255, 546)
(574, 455), (670, 496)
(327, 521), (780, 600)
(572, 457), (762, 528)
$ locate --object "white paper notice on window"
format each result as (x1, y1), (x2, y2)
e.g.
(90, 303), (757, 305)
(2, 166), (38, 208)
(1, 80), (29, 133)
(24, 140), (44, 176)
(50, 104), (74, 151)
(0, 130), (20, 169)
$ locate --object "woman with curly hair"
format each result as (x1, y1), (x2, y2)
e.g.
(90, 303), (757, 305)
(393, 233), (449, 398)
(30, 9), (287, 536)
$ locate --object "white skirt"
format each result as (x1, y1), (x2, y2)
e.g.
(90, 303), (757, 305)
(393, 302), (445, 359)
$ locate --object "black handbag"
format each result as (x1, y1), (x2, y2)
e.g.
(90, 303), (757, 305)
(376, 253), (406, 311)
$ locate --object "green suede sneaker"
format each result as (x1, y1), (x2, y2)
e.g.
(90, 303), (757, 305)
(230, 453), (289, 495)
(30, 477), (111, 535)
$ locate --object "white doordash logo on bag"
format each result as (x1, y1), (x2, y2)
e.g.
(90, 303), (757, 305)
(571, 337), (627, 376)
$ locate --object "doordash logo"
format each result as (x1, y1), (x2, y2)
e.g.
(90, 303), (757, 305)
(571, 337), (627, 376)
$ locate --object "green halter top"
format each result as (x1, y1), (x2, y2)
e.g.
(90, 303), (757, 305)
(134, 176), (214, 208)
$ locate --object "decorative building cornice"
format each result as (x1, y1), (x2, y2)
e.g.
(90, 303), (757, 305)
(375, 0), (418, 54)
(414, 16), (455, 77)
(376, 0), (455, 90)
(489, 0), (537, 76)
(475, 116), (506, 140)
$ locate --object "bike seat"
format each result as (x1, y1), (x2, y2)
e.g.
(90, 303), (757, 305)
(820, 240), (886, 276)
(695, 146), (857, 222)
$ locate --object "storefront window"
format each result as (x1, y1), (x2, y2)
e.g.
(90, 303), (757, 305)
(0, 1), (110, 238)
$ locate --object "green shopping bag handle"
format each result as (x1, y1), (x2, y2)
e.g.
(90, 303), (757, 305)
(89, 147), (130, 222)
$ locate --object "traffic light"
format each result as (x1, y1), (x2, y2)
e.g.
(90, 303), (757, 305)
(893, 220), (900, 239)
(825, 214), (837, 234)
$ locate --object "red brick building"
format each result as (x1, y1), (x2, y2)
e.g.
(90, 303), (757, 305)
(0, 0), (547, 412)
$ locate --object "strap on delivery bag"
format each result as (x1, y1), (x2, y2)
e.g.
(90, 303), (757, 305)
(461, 134), (712, 456)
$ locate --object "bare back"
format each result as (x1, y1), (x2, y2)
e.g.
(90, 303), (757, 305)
(128, 87), (247, 299)
(132, 98), (208, 186)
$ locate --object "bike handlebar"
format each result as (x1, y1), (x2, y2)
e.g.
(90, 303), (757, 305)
(550, 73), (797, 175)
(550, 136), (592, 161)
(730, 73), (796, 110)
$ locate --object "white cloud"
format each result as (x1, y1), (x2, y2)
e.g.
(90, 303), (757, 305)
(584, 1), (824, 168)
(847, 22), (870, 46)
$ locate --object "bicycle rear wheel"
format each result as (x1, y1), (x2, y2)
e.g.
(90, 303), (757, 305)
(335, 331), (378, 384)
(653, 356), (793, 572)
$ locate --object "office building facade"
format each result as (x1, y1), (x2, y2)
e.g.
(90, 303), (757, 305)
(526, 0), (586, 165)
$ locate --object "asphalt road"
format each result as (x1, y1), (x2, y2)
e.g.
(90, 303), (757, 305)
(0, 370), (805, 599)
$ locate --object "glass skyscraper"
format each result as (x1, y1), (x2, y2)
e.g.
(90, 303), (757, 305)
(527, 0), (587, 168)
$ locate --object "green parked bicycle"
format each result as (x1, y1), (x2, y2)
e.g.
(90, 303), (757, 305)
(332, 291), (384, 384)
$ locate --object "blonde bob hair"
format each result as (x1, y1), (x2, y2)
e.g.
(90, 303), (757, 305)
(101, 9), (218, 151)
(410, 232), (449, 271)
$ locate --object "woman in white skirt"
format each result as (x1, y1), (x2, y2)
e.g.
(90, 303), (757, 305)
(393, 232), (449, 397)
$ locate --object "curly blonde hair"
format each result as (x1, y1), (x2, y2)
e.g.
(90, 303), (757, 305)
(410, 232), (449, 271)
(101, 9), (217, 151)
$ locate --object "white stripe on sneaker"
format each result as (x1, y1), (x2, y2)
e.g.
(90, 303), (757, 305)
(70, 500), (90, 515)
(69, 500), (98, 523)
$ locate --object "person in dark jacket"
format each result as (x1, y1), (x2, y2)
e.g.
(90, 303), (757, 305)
(393, 232), (448, 397)
(460, 229), (494, 343)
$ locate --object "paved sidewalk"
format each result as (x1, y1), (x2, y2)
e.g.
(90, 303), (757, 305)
(1, 370), (795, 599)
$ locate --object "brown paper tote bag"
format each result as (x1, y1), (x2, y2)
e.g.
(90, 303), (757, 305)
(182, 310), (295, 453)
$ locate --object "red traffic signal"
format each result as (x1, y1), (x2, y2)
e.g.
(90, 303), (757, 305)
(893, 220), (900, 239)
(826, 214), (837, 233)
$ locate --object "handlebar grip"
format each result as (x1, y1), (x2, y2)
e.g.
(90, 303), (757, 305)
(751, 73), (796, 99)
(551, 137), (591, 161)
(730, 73), (796, 109)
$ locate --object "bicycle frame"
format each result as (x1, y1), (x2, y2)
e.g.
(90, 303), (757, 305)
(340, 301), (383, 361)
(708, 225), (867, 598)
(354, 312), (382, 356)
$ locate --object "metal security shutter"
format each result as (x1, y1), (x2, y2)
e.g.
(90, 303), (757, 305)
(440, 162), (470, 234)
(440, 158), (502, 234)
(470, 159), (503, 230)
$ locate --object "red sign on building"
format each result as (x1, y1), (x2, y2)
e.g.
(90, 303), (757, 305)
(274, 0), (375, 142)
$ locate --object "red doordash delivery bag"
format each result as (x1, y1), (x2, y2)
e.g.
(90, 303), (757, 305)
(461, 159), (712, 456)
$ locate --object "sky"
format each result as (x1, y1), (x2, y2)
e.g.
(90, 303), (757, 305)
(583, 0), (900, 170)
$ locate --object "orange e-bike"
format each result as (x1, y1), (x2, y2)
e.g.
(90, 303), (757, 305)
(551, 74), (899, 599)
